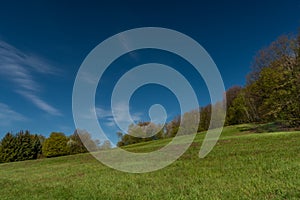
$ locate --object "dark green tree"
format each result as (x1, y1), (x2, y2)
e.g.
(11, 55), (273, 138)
(0, 132), (16, 163)
(0, 131), (42, 163)
(225, 86), (243, 125)
(199, 104), (211, 131)
(226, 91), (251, 124)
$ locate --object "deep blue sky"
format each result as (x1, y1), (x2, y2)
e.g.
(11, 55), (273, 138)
(0, 0), (299, 144)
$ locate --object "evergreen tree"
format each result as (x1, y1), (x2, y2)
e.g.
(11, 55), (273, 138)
(0, 131), (42, 163)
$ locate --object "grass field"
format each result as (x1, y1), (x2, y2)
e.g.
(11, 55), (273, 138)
(1, 124), (300, 199)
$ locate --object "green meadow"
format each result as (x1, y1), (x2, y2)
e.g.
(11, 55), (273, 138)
(1, 124), (300, 199)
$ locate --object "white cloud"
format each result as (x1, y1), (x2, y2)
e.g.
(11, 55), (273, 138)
(0, 102), (27, 126)
(0, 40), (59, 75)
(0, 40), (62, 116)
(78, 71), (99, 85)
(17, 90), (62, 116)
(96, 102), (142, 129)
(1, 63), (39, 91)
(95, 107), (113, 118)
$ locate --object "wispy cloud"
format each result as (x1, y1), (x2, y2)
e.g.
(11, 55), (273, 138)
(0, 40), (62, 116)
(117, 34), (139, 61)
(0, 40), (59, 75)
(1, 63), (39, 91)
(17, 90), (62, 116)
(96, 102), (142, 129)
(0, 102), (27, 126)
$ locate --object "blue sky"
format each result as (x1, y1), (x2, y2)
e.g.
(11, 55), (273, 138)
(0, 0), (300, 144)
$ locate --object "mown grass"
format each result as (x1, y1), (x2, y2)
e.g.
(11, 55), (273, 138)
(0, 124), (300, 199)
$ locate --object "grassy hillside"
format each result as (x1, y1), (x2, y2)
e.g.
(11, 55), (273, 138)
(1, 124), (300, 199)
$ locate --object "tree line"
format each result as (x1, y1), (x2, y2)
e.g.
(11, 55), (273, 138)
(1, 30), (299, 159)
(117, 30), (300, 146)
(0, 129), (111, 163)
